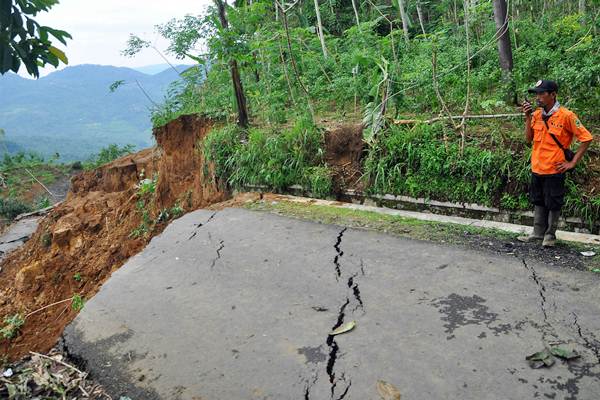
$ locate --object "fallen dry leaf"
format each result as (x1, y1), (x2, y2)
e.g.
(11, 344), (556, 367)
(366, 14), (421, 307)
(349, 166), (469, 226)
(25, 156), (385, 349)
(376, 380), (401, 400)
(330, 320), (356, 336)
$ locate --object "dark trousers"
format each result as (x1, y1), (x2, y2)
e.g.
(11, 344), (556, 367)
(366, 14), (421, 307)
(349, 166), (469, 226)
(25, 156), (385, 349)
(529, 173), (566, 211)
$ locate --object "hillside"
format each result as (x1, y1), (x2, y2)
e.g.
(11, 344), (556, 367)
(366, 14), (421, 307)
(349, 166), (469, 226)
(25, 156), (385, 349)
(0, 64), (194, 161)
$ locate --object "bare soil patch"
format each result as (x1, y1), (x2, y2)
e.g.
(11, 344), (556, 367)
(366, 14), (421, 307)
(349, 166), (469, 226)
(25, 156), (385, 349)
(324, 123), (365, 194)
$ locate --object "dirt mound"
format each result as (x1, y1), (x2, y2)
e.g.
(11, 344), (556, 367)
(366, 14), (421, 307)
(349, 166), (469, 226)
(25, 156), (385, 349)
(324, 123), (365, 194)
(0, 115), (227, 361)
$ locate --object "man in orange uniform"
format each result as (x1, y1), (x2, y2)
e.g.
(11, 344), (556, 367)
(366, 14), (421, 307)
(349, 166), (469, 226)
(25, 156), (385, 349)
(518, 80), (593, 247)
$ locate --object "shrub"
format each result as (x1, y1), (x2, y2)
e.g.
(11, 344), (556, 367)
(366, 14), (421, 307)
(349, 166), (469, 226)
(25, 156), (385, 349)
(0, 197), (32, 220)
(83, 144), (135, 170)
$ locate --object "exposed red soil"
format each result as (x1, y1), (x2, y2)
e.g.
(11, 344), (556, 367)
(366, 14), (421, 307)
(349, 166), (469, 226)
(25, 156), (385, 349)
(0, 115), (228, 361)
(324, 123), (365, 193)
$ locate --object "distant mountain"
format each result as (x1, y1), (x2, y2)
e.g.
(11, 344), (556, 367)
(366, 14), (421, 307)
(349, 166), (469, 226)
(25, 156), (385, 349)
(133, 64), (193, 75)
(0, 64), (195, 161)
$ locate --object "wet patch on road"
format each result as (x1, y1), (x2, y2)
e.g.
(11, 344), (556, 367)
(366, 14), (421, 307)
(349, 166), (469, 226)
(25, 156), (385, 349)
(431, 293), (516, 339)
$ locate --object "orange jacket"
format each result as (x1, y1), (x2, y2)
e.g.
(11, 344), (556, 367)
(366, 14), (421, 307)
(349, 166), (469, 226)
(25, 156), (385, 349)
(530, 106), (593, 175)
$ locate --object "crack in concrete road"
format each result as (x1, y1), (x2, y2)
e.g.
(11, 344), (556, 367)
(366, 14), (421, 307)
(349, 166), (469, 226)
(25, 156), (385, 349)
(303, 373), (318, 400)
(521, 258), (548, 322)
(301, 227), (358, 399)
(347, 274), (364, 312)
(518, 257), (600, 399)
(63, 208), (600, 399)
(333, 228), (347, 281)
(335, 378), (351, 400)
(209, 240), (225, 270)
(326, 298), (350, 398)
(0, 235), (30, 245)
(325, 227), (358, 399)
(187, 212), (217, 240)
(572, 312), (600, 364)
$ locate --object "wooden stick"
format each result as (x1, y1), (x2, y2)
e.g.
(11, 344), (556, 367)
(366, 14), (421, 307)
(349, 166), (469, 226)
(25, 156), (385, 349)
(25, 297), (72, 319)
(29, 351), (87, 376)
(24, 168), (56, 199)
(78, 384), (90, 397)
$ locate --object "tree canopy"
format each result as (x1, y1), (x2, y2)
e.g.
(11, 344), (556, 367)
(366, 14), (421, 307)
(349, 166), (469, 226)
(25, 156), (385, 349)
(123, 0), (599, 131)
(0, 0), (71, 78)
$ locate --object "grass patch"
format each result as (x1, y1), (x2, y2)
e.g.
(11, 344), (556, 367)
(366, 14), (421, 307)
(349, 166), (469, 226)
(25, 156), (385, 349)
(203, 115), (332, 193)
(245, 200), (514, 243)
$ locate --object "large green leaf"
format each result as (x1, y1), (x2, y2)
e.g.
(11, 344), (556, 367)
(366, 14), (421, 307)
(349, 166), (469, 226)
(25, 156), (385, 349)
(550, 347), (580, 360)
(48, 45), (67, 64)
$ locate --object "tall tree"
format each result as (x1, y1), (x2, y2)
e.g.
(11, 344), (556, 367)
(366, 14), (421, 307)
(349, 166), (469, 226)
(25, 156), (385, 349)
(214, 0), (249, 128)
(492, 0), (513, 73)
(397, 0), (410, 42)
(351, 0), (360, 26)
(313, 0), (328, 58)
(416, 0), (426, 35)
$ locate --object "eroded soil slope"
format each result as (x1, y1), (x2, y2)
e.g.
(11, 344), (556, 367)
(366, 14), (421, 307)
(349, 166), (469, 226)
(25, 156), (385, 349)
(0, 115), (227, 361)
(324, 123), (364, 194)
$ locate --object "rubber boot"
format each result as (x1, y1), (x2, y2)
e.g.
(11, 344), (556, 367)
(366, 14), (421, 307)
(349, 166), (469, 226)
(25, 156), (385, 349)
(543, 210), (560, 247)
(517, 206), (547, 242)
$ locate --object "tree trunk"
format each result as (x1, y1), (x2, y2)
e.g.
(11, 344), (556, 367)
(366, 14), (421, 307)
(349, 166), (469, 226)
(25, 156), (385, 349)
(579, 0), (585, 15)
(398, 0), (410, 42)
(416, 1), (426, 35)
(492, 0), (513, 73)
(313, 0), (328, 58)
(351, 0), (360, 26)
(214, 0), (248, 127)
(493, 0), (515, 103)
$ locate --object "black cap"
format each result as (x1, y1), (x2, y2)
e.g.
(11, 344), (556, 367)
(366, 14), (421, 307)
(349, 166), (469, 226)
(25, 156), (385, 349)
(528, 79), (559, 94)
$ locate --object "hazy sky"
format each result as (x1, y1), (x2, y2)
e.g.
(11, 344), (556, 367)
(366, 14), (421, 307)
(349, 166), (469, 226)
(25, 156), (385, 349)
(22, 0), (212, 77)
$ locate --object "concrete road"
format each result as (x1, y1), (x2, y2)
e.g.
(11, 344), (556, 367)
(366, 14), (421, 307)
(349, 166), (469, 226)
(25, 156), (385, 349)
(0, 217), (39, 262)
(63, 208), (600, 400)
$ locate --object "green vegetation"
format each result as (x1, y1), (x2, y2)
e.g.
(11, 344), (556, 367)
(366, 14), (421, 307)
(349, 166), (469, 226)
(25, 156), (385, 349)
(136, 172), (158, 197)
(0, 144), (138, 223)
(246, 198), (514, 242)
(139, 1), (599, 126)
(129, 173), (188, 238)
(126, 0), (599, 230)
(71, 294), (85, 312)
(364, 122), (531, 207)
(0, 152), (65, 221)
(83, 144), (135, 170)
(0, 313), (25, 340)
(0, 197), (32, 220)
(130, 173), (158, 239)
(204, 114), (332, 194)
